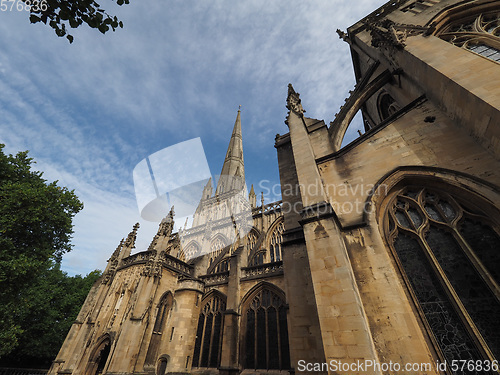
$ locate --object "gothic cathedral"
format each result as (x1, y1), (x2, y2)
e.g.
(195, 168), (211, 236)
(50, 0), (500, 374)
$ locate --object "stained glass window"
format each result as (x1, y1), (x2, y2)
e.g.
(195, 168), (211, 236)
(145, 293), (172, 366)
(243, 288), (290, 370)
(386, 186), (500, 371)
(192, 294), (226, 368)
(438, 11), (500, 64)
(269, 221), (284, 263)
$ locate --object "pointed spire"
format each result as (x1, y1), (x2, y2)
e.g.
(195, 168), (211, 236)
(148, 206), (175, 251)
(108, 238), (125, 263)
(122, 223), (140, 259)
(123, 223), (140, 249)
(202, 178), (213, 200)
(216, 107), (245, 195)
(286, 83), (305, 115)
(249, 184), (256, 208)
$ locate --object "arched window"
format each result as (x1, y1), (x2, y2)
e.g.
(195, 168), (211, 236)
(192, 293), (226, 368)
(269, 221), (284, 263)
(145, 293), (173, 366)
(437, 10), (500, 63)
(179, 242), (200, 262)
(213, 259), (229, 273)
(377, 91), (400, 122)
(209, 236), (226, 264)
(384, 186), (500, 368)
(242, 287), (290, 370)
(95, 342), (110, 375)
(156, 357), (168, 375)
(247, 230), (258, 255)
(86, 336), (111, 375)
(249, 252), (265, 266)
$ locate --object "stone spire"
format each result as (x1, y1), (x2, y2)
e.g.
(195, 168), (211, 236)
(202, 177), (213, 200)
(121, 222), (140, 259)
(148, 206), (175, 251)
(249, 184), (256, 208)
(102, 224), (138, 284)
(215, 107), (245, 195)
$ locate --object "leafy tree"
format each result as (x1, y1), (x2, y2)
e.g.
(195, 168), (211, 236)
(1, 265), (101, 367)
(0, 144), (83, 357)
(26, 0), (131, 43)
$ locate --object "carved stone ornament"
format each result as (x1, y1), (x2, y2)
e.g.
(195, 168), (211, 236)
(142, 259), (162, 279)
(336, 29), (350, 43)
(124, 223), (140, 248)
(368, 19), (430, 49)
(286, 83), (305, 116)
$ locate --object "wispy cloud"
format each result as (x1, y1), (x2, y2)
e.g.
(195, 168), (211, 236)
(0, 0), (386, 275)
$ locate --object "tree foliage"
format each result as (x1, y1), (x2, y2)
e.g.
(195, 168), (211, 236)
(27, 0), (131, 43)
(0, 144), (84, 358)
(1, 265), (101, 367)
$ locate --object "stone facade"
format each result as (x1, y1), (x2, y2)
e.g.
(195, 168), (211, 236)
(50, 1), (500, 374)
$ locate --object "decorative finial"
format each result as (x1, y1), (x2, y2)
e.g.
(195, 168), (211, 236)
(286, 83), (305, 115)
(124, 223), (140, 248)
(238, 104), (241, 111)
(336, 29), (350, 44)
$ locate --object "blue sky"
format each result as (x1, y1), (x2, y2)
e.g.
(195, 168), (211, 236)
(0, 0), (386, 276)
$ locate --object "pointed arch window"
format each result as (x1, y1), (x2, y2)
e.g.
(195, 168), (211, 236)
(269, 221), (284, 263)
(145, 293), (173, 366)
(377, 91), (400, 122)
(213, 259), (229, 273)
(438, 10), (500, 63)
(94, 342), (110, 375)
(242, 287), (290, 370)
(210, 237), (226, 262)
(180, 242), (200, 263)
(192, 294), (226, 368)
(86, 336), (111, 375)
(247, 230), (258, 255)
(385, 186), (500, 369)
(249, 252), (265, 266)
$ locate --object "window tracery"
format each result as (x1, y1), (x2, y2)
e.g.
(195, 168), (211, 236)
(192, 294), (226, 368)
(212, 259), (229, 273)
(438, 11), (500, 63)
(269, 221), (284, 263)
(247, 230), (258, 255)
(242, 288), (290, 370)
(210, 237), (226, 260)
(249, 252), (265, 266)
(385, 186), (500, 368)
(145, 293), (173, 366)
(377, 91), (400, 122)
(180, 242), (200, 262)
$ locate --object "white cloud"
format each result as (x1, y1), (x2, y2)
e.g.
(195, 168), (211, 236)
(0, 0), (387, 275)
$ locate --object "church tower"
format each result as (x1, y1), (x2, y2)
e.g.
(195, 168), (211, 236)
(215, 107), (245, 195)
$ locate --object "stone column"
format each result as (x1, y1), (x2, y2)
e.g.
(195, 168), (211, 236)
(219, 248), (242, 375)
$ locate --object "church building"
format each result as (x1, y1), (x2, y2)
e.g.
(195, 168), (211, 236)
(49, 0), (500, 374)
